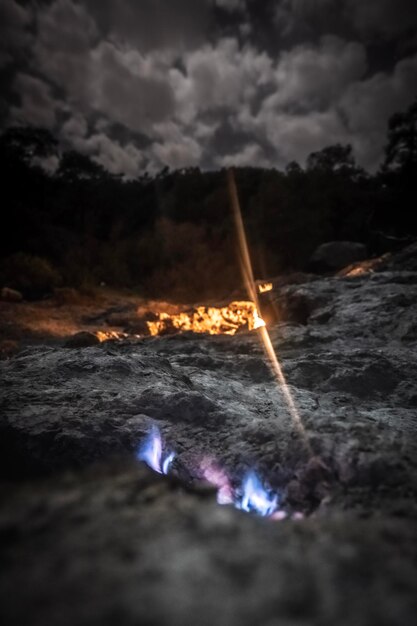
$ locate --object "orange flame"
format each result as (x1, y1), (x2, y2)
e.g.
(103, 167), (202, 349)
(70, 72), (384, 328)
(147, 301), (265, 336)
(258, 282), (273, 294)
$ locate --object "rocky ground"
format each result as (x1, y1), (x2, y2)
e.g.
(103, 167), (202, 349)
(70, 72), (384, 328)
(1, 244), (417, 626)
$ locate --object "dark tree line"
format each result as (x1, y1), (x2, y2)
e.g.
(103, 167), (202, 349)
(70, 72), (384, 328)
(0, 99), (416, 301)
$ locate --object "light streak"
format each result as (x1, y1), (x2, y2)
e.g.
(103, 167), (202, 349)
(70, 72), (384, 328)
(227, 169), (312, 456)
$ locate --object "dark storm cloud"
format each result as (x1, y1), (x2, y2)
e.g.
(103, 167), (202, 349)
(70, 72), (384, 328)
(0, 0), (33, 68)
(1, 0), (417, 176)
(30, 1), (176, 130)
(83, 0), (212, 51)
(346, 0), (417, 38)
(11, 72), (58, 127)
(32, 0), (97, 105)
(272, 0), (417, 41)
(90, 42), (175, 131)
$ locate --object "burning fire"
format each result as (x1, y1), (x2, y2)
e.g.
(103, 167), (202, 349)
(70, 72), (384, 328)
(134, 172), (312, 520)
(237, 471), (279, 516)
(200, 458), (280, 517)
(136, 426), (175, 475)
(137, 427), (283, 519)
(147, 301), (265, 337)
(258, 282), (273, 294)
(96, 330), (128, 342)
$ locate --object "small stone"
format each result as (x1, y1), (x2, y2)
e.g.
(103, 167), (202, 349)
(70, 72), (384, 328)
(53, 287), (81, 305)
(64, 331), (101, 348)
(0, 339), (19, 359)
(309, 241), (368, 272)
(126, 318), (152, 335)
(1, 287), (23, 302)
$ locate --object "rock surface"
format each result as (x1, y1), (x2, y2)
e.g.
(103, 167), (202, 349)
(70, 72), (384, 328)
(310, 241), (368, 271)
(1, 244), (417, 625)
(64, 330), (101, 348)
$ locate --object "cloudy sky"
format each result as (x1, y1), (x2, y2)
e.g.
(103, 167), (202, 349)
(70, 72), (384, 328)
(1, 0), (416, 176)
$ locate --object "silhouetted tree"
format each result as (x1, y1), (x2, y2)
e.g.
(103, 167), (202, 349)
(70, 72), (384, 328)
(0, 126), (58, 164)
(57, 151), (106, 182)
(285, 161), (303, 175)
(378, 98), (417, 235)
(1, 108), (415, 300)
(307, 144), (359, 176)
(383, 98), (417, 174)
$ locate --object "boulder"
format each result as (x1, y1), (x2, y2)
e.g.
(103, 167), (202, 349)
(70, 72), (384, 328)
(265, 289), (318, 325)
(64, 331), (101, 348)
(309, 241), (367, 272)
(0, 339), (19, 359)
(0, 287), (23, 302)
(53, 287), (81, 305)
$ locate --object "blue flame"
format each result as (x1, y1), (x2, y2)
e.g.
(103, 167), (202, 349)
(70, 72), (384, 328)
(236, 471), (279, 517)
(137, 428), (284, 519)
(137, 426), (175, 475)
(162, 452), (175, 475)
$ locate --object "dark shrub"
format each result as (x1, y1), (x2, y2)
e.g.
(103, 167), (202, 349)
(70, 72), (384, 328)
(0, 253), (62, 299)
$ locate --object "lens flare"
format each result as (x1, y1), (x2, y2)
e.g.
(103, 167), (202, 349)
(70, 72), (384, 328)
(137, 426), (175, 475)
(227, 169), (312, 457)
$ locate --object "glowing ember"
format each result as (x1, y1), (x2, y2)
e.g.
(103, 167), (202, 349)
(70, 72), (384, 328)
(96, 330), (128, 342)
(137, 426), (175, 475)
(236, 471), (279, 517)
(258, 282), (273, 294)
(338, 255), (389, 278)
(147, 301), (265, 337)
(200, 458), (234, 505)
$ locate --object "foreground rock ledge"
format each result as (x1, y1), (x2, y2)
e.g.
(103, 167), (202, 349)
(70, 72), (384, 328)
(1, 245), (417, 625)
(1, 463), (416, 626)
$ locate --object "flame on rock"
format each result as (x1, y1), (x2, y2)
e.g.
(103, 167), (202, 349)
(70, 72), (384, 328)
(201, 458), (280, 518)
(200, 458), (234, 505)
(147, 301), (265, 337)
(137, 426), (175, 475)
(258, 282), (273, 294)
(96, 330), (128, 342)
(236, 471), (279, 517)
(137, 428), (286, 520)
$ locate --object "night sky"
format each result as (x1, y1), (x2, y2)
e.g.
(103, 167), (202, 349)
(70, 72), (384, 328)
(1, 0), (416, 176)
